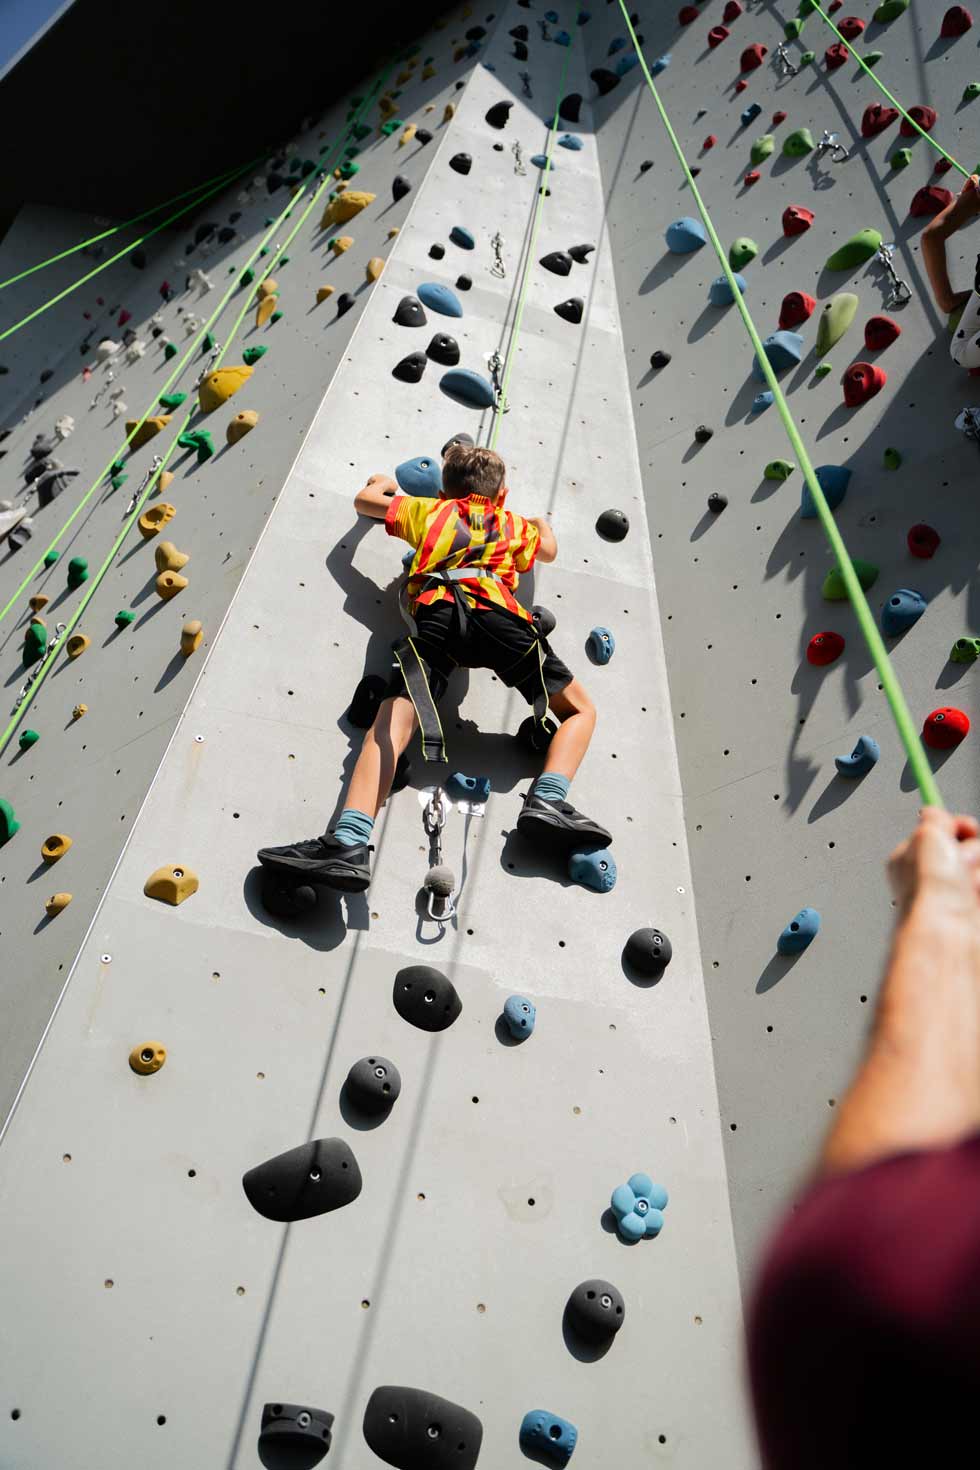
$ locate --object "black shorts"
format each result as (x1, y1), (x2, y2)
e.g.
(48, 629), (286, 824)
(388, 601), (574, 706)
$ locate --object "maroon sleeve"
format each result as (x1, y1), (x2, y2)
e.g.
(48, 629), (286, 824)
(748, 1133), (980, 1470)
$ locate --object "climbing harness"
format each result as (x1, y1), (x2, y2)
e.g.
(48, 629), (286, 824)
(520, 72), (533, 98)
(873, 243), (912, 309)
(490, 231), (506, 277)
(774, 43), (799, 79)
(815, 130), (849, 165)
(512, 140), (527, 176)
(618, 0), (943, 807)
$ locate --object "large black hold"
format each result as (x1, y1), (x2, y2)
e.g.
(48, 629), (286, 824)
(558, 92), (582, 123)
(392, 353), (427, 384)
(426, 333), (460, 366)
(540, 250), (573, 276)
(590, 68), (621, 95)
(362, 1386), (483, 1470)
(449, 153), (472, 176)
(242, 1138), (362, 1223)
(393, 296), (427, 327)
(624, 926), (673, 975)
(554, 297), (584, 324)
(258, 1402), (333, 1469)
(595, 508), (629, 542)
(485, 100), (513, 128)
(392, 175), (412, 202)
(392, 965), (461, 1033)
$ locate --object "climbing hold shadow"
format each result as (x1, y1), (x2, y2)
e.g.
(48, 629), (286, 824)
(258, 1402), (334, 1470)
(348, 674), (387, 728)
(835, 735), (880, 778)
(777, 907), (820, 956)
(393, 964), (461, 1032)
(363, 1387), (483, 1470)
(242, 1137), (362, 1222)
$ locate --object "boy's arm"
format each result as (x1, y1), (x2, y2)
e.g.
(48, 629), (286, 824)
(528, 514), (558, 564)
(353, 474), (399, 521)
(922, 174), (980, 315)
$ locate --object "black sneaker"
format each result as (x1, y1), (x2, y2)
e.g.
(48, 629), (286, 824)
(516, 792), (612, 853)
(256, 833), (372, 893)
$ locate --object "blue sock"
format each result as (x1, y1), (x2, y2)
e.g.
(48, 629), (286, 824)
(332, 809), (374, 847)
(532, 772), (571, 804)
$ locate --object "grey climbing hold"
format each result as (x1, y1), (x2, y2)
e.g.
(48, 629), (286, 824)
(393, 352), (427, 383)
(426, 333), (460, 366)
(393, 295), (427, 327)
(449, 153), (472, 175)
(392, 175), (412, 201)
(418, 282), (463, 317)
(345, 1056), (401, 1115)
(752, 330), (804, 380)
(565, 1279), (626, 1344)
(596, 508), (629, 541)
(363, 1387), (483, 1470)
(665, 217), (707, 254)
(393, 964), (462, 1032)
(440, 369), (495, 409)
(242, 1137), (362, 1222)
(541, 250), (573, 276)
(258, 1403), (333, 1467)
(450, 226), (475, 250)
(485, 100), (513, 128)
(554, 297), (584, 324)
(835, 735), (880, 778)
(624, 926), (672, 975)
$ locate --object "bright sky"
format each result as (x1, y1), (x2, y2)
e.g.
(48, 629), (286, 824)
(0, 0), (77, 83)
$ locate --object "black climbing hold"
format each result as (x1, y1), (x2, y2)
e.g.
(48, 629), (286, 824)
(393, 964), (462, 1033)
(707, 492), (728, 514)
(392, 175), (412, 202)
(493, 142), (505, 152)
(335, 293), (356, 317)
(485, 100), (513, 128)
(415, 128), (433, 145)
(151, 325), (163, 338)
(194, 221), (216, 244)
(39, 369), (53, 383)
(258, 1402), (333, 1469)
(513, 40), (529, 58)
(429, 243), (446, 259)
(509, 23), (529, 39)
(441, 430), (475, 456)
(517, 714), (557, 753)
(455, 80), (465, 90)
(640, 160), (653, 173)
(267, 172), (284, 193)
(393, 352), (427, 384)
(650, 350), (671, 370)
(590, 68), (621, 96)
(567, 244), (595, 264)
(624, 926), (673, 976)
(596, 508), (629, 541)
(565, 1279), (626, 1345)
(455, 274), (472, 291)
(694, 425), (714, 444)
(558, 93), (582, 123)
(229, 210), (242, 223)
(539, 188), (551, 198)
(532, 605), (557, 637)
(393, 296), (426, 328)
(540, 250), (573, 276)
(466, 24), (487, 39)
(363, 1387), (483, 1470)
(242, 1137), (362, 1222)
(218, 225), (235, 244)
(426, 333), (460, 366)
(130, 249), (146, 269)
(554, 297), (584, 324)
(345, 1056), (401, 1115)
(449, 153), (473, 176)
(348, 673), (387, 728)
(260, 872), (318, 919)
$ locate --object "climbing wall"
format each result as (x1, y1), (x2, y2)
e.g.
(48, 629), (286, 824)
(591, 0), (980, 1282)
(0, 6), (757, 1468)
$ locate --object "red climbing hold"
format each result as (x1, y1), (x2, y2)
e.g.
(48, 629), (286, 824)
(837, 16), (865, 39)
(740, 43), (768, 71)
(723, 0), (743, 20)
(861, 103), (899, 137)
(779, 291), (817, 330)
(118, 308), (132, 326)
(910, 185), (954, 218)
(901, 105), (937, 137)
(934, 157), (954, 175)
(807, 631), (845, 667)
(783, 205), (815, 237)
(864, 315), (902, 351)
(825, 42), (850, 70)
(735, 78), (748, 92)
(772, 110), (787, 126)
(828, 0), (843, 10)
(922, 707), (970, 750)
(708, 24), (730, 46)
(941, 6), (973, 38)
(679, 4), (699, 22)
(907, 523), (941, 559)
(843, 362), (887, 407)
(744, 169), (761, 185)
(703, 135), (717, 150)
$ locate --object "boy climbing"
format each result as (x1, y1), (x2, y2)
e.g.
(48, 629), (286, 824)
(921, 171), (980, 367)
(258, 441), (611, 893)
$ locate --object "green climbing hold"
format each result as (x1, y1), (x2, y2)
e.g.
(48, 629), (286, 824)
(951, 637), (980, 664)
(271, 311), (283, 324)
(243, 346), (268, 366)
(824, 228), (882, 271)
(883, 447), (903, 470)
(345, 145), (359, 158)
(177, 428), (215, 463)
(814, 362), (833, 379)
(18, 729), (39, 751)
(765, 460), (796, 482)
(864, 51), (883, 68)
(751, 135), (775, 165)
(784, 19), (805, 39)
(338, 161), (360, 179)
(816, 293), (859, 357)
(259, 246), (270, 257)
(115, 609), (136, 628)
(891, 148), (912, 171)
(111, 473), (128, 491)
(783, 127), (815, 158)
(241, 268), (255, 287)
(800, 50), (815, 65)
(67, 556), (88, 589)
(381, 120), (403, 136)
(965, 83), (980, 101)
(729, 237), (759, 269)
(822, 559), (879, 601)
(159, 392), (187, 409)
(352, 123), (372, 141)
(164, 342), (178, 360)
(23, 621), (47, 664)
(0, 798), (19, 846)
(44, 549), (59, 566)
(202, 332), (215, 352)
(280, 256), (290, 267)
(110, 459), (126, 475)
(874, 0), (908, 21)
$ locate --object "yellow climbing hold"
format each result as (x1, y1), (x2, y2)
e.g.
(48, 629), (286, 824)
(256, 279), (277, 299)
(379, 95), (398, 118)
(400, 124), (417, 146)
(255, 294), (278, 327)
(45, 892), (72, 917)
(157, 469), (174, 495)
(443, 103), (455, 123)
(331, 236), (353, 256)
(320, 190), (375, 228)
(366, 256), (384, 281)
(226, 410), (259, 444)
(144, 864), (198, 905)
(198, 364), (253, 414)
(315, 284), (335, 304)
(125, 414), (170, 451)
(180, 619), (203, 657)
(129, 1041), (166, 1075)
(66, 633), (90, 660)
(41, 833), (72, 864)
(387, 227), (400, 240)
(138, 503), (176, 539)
(154, 541), (189, 573)
(71, 703), (87, 720)
(156, 570), (188, 601)
(29, 594), (49, 612)
(422, 64), (436, 79)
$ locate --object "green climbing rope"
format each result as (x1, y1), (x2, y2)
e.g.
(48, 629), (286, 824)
(0, 156), (265, 345)
(617, 0), (943, 807)
(807, 1), (969, 179)
(486, 39), (576, 450)
(0, 158), (263, 292)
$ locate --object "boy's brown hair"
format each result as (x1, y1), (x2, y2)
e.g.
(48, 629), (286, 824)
(442, 445), (507, 500)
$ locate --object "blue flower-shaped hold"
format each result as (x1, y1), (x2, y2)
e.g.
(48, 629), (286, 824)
(610, 1172), (668, 1242)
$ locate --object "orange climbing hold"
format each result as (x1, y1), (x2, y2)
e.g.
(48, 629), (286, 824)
(144, 864), (198, 905)
(330, 236), (353, 256)
(255, 295), (278, 327)
(198, 364), (253, 413)
(316, 285), (335, 304)
(366, 257), (385, 282)
(155, 571), (188, 601)
(154, 541), (189, 573)
(65, 633), (90, 660)
(226, 410), (259, 444)
(125, 415), (171, 451)
(138, 503), (176, 538)
(41, 833), (72, 863)
(45, 893), (72, 917)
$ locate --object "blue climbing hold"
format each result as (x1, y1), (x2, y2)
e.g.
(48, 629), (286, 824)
(751, 390), (774, 414)
(545, 8), (559, 19)
(450, 226), (475, 250)
(519, 1410), (578, 1466)
(608, 35), (627, 54)
(741, 101), (763, 126)
(440, 368), (495, 409)
(835, 734), (880, 778)
(482, 61), (496, 71)
(395, 455), (442, 497)
(554, 30), (572, 46)
(558, 133), (583, 150)
(586, 626), (615, 664)
(881, 588), (927, 636)
(417, 282), (463, 318)
(465, 40), (482, 56)
(610, 1172), (668, 1242)
(568, 848), (617, 893)
(503, 995), (536, 1040)
(666, 217), (707, 254)
(650, 53), (671, 75)
(752, 330), (804, 381)
(615, 52), (640, 74)
(777, 907), (821, 956)
(576, 8), (591, 22)
(709, 272), (747, 306)
(446, 772), (492, 803)
(801, 464), (851, 518)
(530, 154), (554, 169)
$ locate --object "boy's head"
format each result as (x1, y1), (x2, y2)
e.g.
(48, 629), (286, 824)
(441, 444), (507, 502)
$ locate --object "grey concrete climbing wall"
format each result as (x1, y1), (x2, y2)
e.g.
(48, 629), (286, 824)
(591, 0), (980, 1283)
(0, 5), (754, 1467)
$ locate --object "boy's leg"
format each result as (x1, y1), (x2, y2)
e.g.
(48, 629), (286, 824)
(345, 695), (419, 818)
(516, 669), (611, 853)
(541, 678), (596, 779)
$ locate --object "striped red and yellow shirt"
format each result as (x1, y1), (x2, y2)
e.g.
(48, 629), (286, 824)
(385, 492), (540, 622)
